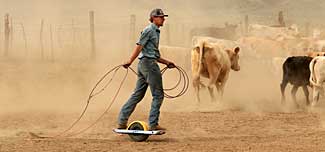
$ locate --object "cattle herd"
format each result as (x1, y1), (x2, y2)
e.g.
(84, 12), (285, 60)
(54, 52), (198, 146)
(160, 23), (325, 109)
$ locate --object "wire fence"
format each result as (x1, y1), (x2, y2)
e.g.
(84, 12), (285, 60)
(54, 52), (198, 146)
(0, 11), (322, 62)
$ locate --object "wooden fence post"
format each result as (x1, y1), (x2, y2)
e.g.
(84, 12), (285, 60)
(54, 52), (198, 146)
(57, 25), (62, 49)
(50, 24), (54, 62)
(244, 15), (249, 36)
(20, 23), (27, 58)
(40, 19), (44, 59)
(10, 17), (13, 51)
(278, 11), (285, 27)
(89, 11), (96, 59)
(4, 13), (10, 57)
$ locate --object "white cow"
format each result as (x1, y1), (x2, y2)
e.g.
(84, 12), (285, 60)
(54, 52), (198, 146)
(309, 56), (325, 106)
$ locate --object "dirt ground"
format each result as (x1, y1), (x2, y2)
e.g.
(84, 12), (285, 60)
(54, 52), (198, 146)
(0, 60), (324, 152)
(0, 109), (325, 152)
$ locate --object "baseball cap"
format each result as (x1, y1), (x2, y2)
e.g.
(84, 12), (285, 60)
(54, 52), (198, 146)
(150, 8), (168, 17)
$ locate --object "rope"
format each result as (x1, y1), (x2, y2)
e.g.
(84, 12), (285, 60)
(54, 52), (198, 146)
(36, 64), (189, 138)
(128, 66), (189, 99)
(163, 66), (189, 99)
(36, 65), (123, 138)
(63, 68), (128, 137)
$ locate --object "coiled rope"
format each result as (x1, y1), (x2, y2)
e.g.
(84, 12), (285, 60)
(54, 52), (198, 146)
(35, 64), (189, 138)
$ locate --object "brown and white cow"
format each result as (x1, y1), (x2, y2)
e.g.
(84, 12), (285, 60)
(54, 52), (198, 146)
(192, 36), (244, 58)
(191, 37), (240, 102)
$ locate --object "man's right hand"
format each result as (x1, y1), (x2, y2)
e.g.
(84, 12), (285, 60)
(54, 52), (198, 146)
(122, 45), (143, 69)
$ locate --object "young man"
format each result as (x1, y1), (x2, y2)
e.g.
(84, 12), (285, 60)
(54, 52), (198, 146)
(117, 8), (175, 130)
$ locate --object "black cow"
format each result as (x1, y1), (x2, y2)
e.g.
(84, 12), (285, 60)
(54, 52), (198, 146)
(280, 56), (313, 107)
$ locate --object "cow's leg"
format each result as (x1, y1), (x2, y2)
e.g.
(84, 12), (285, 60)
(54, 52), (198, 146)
(215, 83), (222, 98)
(312, 77), (325, 106)
(312, 85), (324, 107)
(320, 87), (325, 97)
(208, 77), (218, 102)
(280, 80), (288, 104)
(207, 68), (220, 102)
(302, 85), (310, 106)
(192, 75), (201, 102)
(220, 82), (226, 99)
(216, 82), (226, 101)
(191, 49), (201, 104)
(312, 86), (320, 106)
(291, 85), (299, 108)
(216, 72), (229, 101)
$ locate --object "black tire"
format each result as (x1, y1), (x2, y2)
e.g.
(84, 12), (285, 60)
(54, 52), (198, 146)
(128, 122), (149, 142)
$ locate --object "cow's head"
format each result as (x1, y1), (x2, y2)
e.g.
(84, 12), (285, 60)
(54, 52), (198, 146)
(226, 47), (240, 71)
(307, 51), (325, 58)
(317, 52), (325, 57)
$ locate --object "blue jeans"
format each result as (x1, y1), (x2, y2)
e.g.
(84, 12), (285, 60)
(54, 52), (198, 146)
(118, 58), (164, 127)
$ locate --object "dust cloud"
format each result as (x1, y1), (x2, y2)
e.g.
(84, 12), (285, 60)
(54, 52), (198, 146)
(0, 0), (325, 140)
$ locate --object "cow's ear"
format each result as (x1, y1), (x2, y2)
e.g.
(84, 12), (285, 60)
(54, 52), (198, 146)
(234, 47), (240, 54)
(226, 49), (232, 55)
(193, 45), (200, 53)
